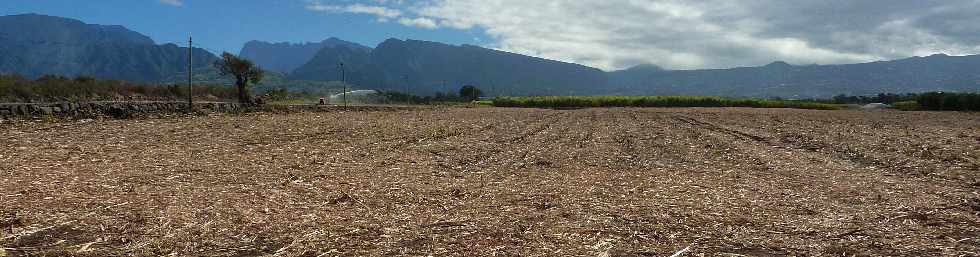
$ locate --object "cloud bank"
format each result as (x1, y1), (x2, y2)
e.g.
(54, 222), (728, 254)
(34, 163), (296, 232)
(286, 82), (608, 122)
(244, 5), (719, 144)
(307, 0), (980, 70)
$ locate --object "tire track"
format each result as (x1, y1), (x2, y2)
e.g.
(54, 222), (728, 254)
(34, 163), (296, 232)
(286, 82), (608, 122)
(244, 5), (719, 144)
(672, 115), (769, 143)
(497, 111), (562, 144)
(671, 114), (887, 170)
(415, 109), (564, 172)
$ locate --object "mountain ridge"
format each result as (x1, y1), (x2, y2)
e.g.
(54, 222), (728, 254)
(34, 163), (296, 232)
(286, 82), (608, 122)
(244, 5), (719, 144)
(239, 37), (371, 74)
(2, 13), (978, 98)
(290, 38), (609, 96)
(609, 53), (980, 98)
(0, 14), (216, 82)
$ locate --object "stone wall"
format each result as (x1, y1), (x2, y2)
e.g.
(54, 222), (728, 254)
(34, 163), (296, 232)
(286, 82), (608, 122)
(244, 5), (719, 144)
(0, 101), (243, 118)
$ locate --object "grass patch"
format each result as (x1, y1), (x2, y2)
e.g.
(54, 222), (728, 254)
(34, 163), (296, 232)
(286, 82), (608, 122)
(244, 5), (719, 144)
(492, 96), (844, 110)
(892, 101), (920, 111)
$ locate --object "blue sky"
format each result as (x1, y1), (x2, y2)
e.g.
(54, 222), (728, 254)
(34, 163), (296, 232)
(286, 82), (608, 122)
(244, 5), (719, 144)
(0, 0), (487, 55)
(2, 0), (977, 70)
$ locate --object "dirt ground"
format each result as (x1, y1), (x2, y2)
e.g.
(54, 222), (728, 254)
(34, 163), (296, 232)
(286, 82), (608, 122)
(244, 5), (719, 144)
(1, 107), (978, 256)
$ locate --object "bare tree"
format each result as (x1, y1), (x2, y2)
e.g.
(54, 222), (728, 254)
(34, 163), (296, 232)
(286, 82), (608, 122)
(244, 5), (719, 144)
(214, 52), (264, 104)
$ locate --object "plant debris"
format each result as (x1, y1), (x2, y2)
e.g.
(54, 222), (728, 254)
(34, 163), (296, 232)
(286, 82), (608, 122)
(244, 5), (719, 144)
(1, 107), (978, 256)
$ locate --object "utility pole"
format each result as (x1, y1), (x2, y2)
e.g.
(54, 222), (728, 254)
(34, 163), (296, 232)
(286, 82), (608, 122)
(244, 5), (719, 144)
(339, 62), (347, 109)
(402, 75), (409, 104)
(187, 36), (193, 111)
(403, 75), (409, 95)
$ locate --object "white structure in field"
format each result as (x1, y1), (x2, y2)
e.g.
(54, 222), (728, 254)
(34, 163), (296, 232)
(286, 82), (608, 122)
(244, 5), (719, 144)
(860, 103), (891, 110)
(328, 90), (382, 104)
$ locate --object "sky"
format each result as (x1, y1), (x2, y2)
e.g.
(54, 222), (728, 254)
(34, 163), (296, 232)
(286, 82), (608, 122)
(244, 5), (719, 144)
(3, 0), (980, 71)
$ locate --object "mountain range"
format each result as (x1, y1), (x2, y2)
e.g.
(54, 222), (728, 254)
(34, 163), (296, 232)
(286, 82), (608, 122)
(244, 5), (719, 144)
(1, 13), (978, 98)
(288, 39), (608, 96)
(239, 38), (371, 74)
(284, 39), (980, 97)
(609, 56), (980, 98)
(0, 14), (216, 82)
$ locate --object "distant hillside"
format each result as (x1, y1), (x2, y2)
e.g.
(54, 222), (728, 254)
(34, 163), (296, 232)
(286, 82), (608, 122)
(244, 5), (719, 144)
(609, 54), (980, 98)
(290, 38), (608, 95)
(0, 14), (215, 82)
(288, 44), (377, 89)
(239, 38), (370, 74)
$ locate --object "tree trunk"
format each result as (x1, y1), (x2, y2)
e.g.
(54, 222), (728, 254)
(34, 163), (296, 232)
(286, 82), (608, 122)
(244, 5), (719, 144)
(236, 78), (251, 105)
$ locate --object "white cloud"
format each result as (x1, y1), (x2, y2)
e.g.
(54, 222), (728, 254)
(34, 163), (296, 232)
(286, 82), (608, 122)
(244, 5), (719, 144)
(306, 0), (980, 70)
(306, 2), (402, 20)
(159, 0), (183, 7)
(398, 17), (438, 29)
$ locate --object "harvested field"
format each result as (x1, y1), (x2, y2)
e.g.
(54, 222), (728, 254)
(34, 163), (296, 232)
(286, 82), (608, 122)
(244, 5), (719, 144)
(1, 107), (978, 256)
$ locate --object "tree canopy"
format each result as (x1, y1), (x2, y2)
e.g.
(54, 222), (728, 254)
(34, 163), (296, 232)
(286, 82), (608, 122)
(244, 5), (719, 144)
(459, 85), (483, 101)
(214, 52), (264, 104)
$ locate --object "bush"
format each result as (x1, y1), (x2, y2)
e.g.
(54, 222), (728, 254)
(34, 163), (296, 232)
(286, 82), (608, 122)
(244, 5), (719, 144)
(0, 74), (238, 102)
(262, 88), (290, 102)
(459, 85), (483, 101)
(916, 92), (980, 111)
(892, 101), (920, 111)
(831, 93), (918, 104)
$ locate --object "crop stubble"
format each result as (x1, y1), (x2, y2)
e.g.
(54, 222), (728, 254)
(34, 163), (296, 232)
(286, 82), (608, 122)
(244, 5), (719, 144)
(0, 107), (978, 256)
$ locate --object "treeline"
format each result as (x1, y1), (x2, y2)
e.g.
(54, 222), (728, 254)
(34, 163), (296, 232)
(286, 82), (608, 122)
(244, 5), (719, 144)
(379, 91), (469, 104)
(913, 92), (980, 111)
(493, 96), (843, 110)
(829, 93), (918, 104)
(828, 92), (979, 111)
(377, 86), (484, 104)
(0, 74), (238, 102)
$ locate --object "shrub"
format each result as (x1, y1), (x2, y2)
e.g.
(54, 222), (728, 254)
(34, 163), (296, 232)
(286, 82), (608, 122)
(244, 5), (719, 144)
(892, 101), (920, 111)
(916, 92), (980, 111)
(459, 85), (484, 101)
(0, 74), (238, 102)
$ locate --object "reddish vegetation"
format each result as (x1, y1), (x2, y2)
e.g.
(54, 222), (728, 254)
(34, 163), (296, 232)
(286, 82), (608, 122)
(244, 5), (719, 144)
(1, 107), (978, 256)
